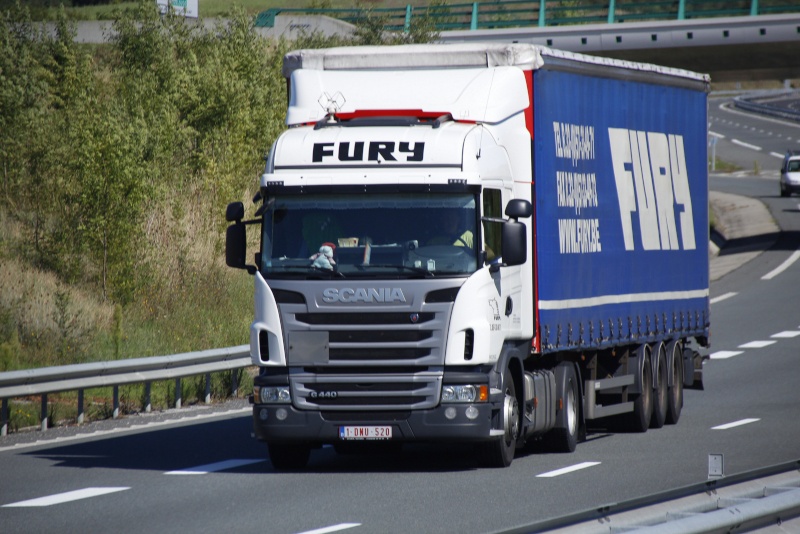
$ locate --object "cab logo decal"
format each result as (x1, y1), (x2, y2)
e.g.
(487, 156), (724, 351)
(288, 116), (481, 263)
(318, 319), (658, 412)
(312, 142), (424, 163)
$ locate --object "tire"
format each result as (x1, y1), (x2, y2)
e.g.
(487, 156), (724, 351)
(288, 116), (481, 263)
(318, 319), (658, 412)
(620, 344), (652, 433)
(780, 184), (790, 197)
(544, 362), (579, 453)
(268, 442), (311, 471)
(650, 342), (668, 429)
(665, 341), (684, 424)
(481, 367), (519, 468)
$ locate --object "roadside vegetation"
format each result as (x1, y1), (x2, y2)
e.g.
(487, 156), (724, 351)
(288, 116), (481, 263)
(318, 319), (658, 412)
(0, 0), (439, 428)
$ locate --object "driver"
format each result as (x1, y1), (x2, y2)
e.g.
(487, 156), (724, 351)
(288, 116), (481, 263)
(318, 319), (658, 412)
(427, 210), (474, 248)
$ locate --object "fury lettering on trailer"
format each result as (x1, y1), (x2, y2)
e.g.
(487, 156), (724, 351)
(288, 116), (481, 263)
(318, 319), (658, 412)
(312, 142), (424, 163)
(608, 128), (696, 251)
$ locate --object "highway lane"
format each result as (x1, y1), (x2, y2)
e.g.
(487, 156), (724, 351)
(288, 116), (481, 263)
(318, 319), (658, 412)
(2, 127), (800, 534)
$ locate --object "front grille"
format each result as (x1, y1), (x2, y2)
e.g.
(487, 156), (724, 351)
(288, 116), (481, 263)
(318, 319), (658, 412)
(282, 301), (450, 410)
(291, 372), (442, 410)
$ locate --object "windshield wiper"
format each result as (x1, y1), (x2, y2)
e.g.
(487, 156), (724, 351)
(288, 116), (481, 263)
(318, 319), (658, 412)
(354, 264), (434, 278)
(269, 265), (345, 279)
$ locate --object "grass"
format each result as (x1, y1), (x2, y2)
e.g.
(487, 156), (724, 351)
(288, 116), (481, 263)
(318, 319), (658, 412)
(32, 0), (436, 20)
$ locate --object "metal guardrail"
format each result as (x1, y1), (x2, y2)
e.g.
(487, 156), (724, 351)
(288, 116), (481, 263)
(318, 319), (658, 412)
(734, 90), (800, 122)
(0, 345), (251, 436)
(255, 0), (800, 32)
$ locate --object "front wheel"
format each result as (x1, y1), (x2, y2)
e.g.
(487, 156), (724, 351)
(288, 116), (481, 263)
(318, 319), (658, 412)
(268, 442), (311, 471)
(481, 368), (519, 468)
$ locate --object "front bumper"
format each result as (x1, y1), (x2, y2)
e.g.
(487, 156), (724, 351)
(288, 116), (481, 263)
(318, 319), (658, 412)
(251, 402), (500, 443)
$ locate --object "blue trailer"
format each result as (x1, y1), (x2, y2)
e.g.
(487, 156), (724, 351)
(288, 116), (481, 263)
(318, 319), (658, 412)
(226, 43), (710, 469)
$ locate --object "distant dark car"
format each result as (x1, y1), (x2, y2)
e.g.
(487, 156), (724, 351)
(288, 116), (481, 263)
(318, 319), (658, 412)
(780, 150), (800, 197)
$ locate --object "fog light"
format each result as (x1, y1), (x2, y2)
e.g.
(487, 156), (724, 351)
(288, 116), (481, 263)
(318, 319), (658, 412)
(445, 407), (457, 420)
(276, 408), (288, 421)
(465, 406), (479, 420)
(259, 408), (268, 421)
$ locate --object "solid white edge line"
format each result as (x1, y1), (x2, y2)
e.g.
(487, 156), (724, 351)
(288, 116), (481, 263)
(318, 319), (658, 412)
(296, 524), (361, 534)
(762, 249), (800, 280)
(712, 418), (760, 430)
(710, 292), (737, 304)
(165, 459), (263, 475)
(731, 139), (762, 151)
(3, 487), (130, 507)
(0, 407), (251, 453)
(536, 461), (601, 478)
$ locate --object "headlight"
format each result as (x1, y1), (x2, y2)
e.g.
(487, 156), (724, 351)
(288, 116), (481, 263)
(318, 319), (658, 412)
(441, 384), (488, 403)
(255, 386), (291, 404)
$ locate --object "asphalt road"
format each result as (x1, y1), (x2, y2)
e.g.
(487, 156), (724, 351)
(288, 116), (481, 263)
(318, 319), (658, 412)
(1, 105), (800, 534)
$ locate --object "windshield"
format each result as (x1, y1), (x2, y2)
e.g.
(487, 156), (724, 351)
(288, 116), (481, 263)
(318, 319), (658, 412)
(261, 193), (478, 278)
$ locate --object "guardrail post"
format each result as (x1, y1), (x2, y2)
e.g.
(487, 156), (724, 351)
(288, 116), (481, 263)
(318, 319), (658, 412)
(113, 386), (119, 419)
(1, 398), (8, 436)
(175, 378), (182, 409)
(205, 373), (212, 404)
(144, 381), (152, 413)
(231, 369), (239, 398)
(538, 1), (546, 27)
(41, 393), (48, 431)
(404, 4), (412, 33)
(470, 2), (478, 31)
(678, 0), (686, 20)
(77, 389), (84, 424)
(750, 0), (759, 16)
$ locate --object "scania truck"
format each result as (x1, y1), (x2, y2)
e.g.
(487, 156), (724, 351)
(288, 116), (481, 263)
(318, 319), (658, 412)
(225, 43), (710, 469)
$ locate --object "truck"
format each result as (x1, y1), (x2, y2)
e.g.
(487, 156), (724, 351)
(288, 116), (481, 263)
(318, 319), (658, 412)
(225, 43), (710, 469)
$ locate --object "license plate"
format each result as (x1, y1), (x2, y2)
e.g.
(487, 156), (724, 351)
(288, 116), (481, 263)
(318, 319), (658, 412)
(339, 426), (393, 440)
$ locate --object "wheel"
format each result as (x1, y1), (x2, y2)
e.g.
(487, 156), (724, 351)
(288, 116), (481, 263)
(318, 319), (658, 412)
(481, 367), (519, 468)
(620, 344), (652, 432)
(544, 362), (579, 453)
(780, 184), (790, 197)
(665, 341), (684, 424)
(268, 442), (311, 471)
(650, 342), (668, 429)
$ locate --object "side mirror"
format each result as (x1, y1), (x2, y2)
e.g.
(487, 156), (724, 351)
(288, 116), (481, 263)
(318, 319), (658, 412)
(226, 223), (247, 270)
(226, 201), (245, 222)
(505, 199), (532, 220)
(500, 220), (527, 267)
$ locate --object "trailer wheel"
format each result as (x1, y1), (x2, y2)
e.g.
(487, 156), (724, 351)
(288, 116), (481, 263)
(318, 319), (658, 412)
(545, 362), (579, 453)
(650, 342), (668, 429)
(481, 367), (519, 468)
(268, 442), (311, 471)
(665, 341), (684, 424)
(620, 344), (652, 432)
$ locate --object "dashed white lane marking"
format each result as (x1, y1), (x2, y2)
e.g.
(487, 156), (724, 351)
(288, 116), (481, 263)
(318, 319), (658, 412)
(296, 524), (361, 534)
(770, 152), (785, 158)
(709, 131), (725, 139)
(710, 350), (743, 360)
(771, 330), (800, 339)
(712, 418), (760, 430)
(710, 292), (737, 304)
(536, 461), (601, 478)
(739, 340), (777, 349)
(762, 249), (800, 280)
(3, 487), (129, 507)
(165, 459), (263, 475)
(731, 139), (762, 151)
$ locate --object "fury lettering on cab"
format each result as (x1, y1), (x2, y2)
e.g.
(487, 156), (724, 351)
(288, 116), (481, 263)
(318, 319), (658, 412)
(312, 142), (425, 163)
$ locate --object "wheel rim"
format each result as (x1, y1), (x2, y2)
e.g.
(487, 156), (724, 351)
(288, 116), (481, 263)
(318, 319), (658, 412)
(566, 380), (577, 436)
(504, 393), (519, 442)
